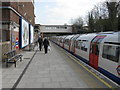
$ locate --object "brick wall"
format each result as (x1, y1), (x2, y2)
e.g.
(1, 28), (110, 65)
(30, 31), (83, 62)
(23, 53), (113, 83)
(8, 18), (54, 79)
(10, 2), (35, 25)
(2, 2), (35, 25)
(10, 10), (19, 24)
(2, 9), (10, 21)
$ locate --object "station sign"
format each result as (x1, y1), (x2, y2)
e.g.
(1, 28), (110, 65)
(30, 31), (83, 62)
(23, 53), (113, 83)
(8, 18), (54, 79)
(16, 37), (19, 49)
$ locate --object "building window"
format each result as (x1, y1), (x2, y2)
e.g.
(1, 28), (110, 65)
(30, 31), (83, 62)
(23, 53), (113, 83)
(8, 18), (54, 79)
(34, 26), (39, 29)
(65, 27), (67, 29)
(102, 45), (119, 63)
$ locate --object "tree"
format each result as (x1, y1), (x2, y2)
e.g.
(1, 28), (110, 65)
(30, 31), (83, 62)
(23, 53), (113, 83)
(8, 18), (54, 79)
(118, 1), (120, 30)
(71, 17), (84, 33)
(118, 14), (120, 30)
(87, 0), (119, 32)
(106, 1), (119, 30)
(88, 12), (95, 32)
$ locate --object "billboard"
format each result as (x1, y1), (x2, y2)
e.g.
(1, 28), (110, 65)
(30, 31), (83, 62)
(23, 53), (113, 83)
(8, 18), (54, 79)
(30, 25), (34, 44)
(20, 17), (29, 48)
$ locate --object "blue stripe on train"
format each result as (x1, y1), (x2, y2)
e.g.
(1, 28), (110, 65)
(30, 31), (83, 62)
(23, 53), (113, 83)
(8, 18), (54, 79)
(98, 67), (120, 85)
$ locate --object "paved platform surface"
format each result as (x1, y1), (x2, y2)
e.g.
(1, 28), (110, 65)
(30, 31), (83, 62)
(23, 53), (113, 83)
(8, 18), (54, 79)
(17, 43), (88, 88)
(1, 42), (119, 89)
(2, 46), (38, 88)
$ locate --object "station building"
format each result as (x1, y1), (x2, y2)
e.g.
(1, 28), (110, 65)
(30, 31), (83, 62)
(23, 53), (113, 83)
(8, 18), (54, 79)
(35, 24), (72, 37)
(0, 1), (35, 61)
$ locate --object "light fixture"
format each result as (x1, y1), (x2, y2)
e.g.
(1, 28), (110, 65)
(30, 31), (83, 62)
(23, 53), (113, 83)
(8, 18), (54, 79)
(24, 13), (26, 16)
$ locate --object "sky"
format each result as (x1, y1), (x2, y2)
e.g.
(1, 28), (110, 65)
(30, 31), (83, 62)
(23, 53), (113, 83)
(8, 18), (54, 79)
(35, 0), (106, 25)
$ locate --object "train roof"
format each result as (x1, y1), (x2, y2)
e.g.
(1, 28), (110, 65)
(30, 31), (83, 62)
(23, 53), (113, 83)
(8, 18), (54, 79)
(76, 33), (97, 41)
(101, 32), (120, 43)
(71, 34), (81, 40)
(98, 31), (115, 34)
(61, 36), (67, 38)
(65, 35), (75, 39)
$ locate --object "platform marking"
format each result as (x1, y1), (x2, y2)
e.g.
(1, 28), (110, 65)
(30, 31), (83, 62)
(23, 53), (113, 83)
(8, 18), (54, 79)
(59, 47), (113, 89)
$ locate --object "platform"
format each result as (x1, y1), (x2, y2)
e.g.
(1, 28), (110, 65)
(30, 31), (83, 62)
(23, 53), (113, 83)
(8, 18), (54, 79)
(2, 42), (119, 89)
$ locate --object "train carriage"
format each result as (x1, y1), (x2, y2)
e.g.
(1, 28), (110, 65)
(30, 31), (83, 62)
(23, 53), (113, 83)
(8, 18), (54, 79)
(64, 35), (74, 51)
(97, 32), (120, 84)
(75, 33), (97, 64)
(59, 36), (67, 48)
(57, 36), (62, 45)
(70, 34), (80, 53)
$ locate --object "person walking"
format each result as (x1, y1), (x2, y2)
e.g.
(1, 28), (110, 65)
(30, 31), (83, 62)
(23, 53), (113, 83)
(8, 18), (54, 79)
(38, 36), (43, 51)
(43, 38), (49, 54)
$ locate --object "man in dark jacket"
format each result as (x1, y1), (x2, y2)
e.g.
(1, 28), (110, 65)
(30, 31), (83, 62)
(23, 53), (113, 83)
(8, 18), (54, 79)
(38, 36), (43, 51)
(43, 38), (49, 54)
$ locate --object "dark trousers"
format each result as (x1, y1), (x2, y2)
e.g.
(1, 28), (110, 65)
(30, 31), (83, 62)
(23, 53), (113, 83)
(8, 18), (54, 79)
(39, 44), (42, 51)
(44, 46), (48, 54)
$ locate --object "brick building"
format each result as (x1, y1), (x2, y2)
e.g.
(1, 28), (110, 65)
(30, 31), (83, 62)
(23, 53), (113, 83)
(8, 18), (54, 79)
(0, 1), (35, 61)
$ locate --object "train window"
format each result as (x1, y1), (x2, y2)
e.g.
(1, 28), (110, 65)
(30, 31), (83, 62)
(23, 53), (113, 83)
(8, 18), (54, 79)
(102, 45), (119, 63)
(92, 36), (106, 43)
(81, 41), (88, 52)
(95, 44), (99, 55)
(76, 41), (79, 49)
(92, 38), (98, 42)
(76, 41), (82, 49)
(90, 43), (94, 53)
(97, 38), (104, 43)
(65, 39), (69, 45)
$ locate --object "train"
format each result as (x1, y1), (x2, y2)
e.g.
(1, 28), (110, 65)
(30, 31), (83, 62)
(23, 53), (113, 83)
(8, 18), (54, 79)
(50, 31), (120, 85)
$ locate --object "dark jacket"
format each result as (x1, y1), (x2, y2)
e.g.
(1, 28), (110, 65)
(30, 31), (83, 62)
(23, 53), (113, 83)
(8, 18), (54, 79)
(38, 37), (43, 44)
(43, 39), (49, 47)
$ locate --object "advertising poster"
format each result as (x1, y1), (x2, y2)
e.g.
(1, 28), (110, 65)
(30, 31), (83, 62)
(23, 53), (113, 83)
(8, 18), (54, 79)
(30, 25), (34, 44)
(20, 18), (29, 48)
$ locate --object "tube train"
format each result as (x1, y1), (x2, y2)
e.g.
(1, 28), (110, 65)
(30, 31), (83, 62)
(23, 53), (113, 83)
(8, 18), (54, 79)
(50, 32), (120, 85)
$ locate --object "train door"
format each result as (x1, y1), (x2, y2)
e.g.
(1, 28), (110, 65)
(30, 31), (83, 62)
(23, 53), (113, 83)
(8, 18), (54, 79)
(69, 37), (73, 51)
(70, 38), (75, 53)
(69, 39), (71, 51)
(73, 35), (80, 54)
(118, 54), (120, 76)
(63, 36), (66, 48)
(89, 36), (106, 69)
(71, 39), (75, 53)
(62, 39), (64, 48)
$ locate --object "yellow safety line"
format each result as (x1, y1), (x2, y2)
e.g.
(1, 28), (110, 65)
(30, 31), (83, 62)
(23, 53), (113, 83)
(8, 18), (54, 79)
(60, 48), (113, 89)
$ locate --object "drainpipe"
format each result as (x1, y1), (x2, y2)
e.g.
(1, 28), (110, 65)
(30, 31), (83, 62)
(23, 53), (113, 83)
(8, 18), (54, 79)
(10, 22), (13, 51)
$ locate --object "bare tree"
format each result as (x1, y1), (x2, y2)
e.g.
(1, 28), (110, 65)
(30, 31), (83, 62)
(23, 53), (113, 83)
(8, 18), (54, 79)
(71, 17), (84, 33)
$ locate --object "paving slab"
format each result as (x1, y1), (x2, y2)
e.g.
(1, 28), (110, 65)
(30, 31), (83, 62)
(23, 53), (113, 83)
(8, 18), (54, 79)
(2, 47), (38, 88)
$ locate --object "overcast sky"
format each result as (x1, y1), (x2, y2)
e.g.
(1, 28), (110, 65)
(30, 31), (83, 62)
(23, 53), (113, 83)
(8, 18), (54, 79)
(35, 0), (106, 25)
